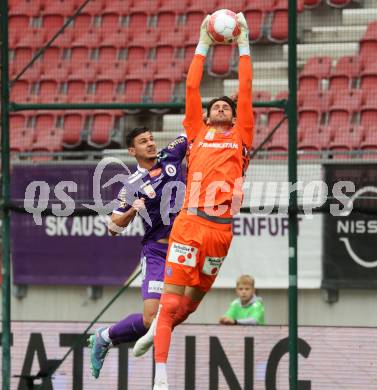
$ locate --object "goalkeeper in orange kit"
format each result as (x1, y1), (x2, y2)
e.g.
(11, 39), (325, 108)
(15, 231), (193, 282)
(133, 13), (254, 390)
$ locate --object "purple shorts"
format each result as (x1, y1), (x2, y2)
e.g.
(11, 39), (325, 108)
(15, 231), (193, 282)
(140, 241), (168, 300)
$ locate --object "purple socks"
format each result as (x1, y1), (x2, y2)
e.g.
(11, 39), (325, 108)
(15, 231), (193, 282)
(108, 313), (148, 345)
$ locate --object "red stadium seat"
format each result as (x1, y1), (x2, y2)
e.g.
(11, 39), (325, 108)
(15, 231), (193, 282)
(88, 112), (117, 148)
(304, 0), (322, 8)
(11, 127), (34, 152)
(298, 126), (331, 152)
(73, 29), (103, 48)
(13, 47), (33, 69)
(328, 90), (362, 128)
(10, 80), (29, 101)
(267, 109), (286, 131)
(69, 45), (90, 67)
(130, 0), (158, 13)
(244, 0), (275, 42)
(155, 45), (176, 65)
(97, 45), (118, 66)
(123, 79), (147, 103)
(156, 11), (178, 34)
(150, 79), (176, 103)
(184, 11), (206, 45)
(41, 46), (61, 66)
(298, 106), (321, 128)
(101, 29), (131, 47)
(72, 12), (93, 31)
(9, 0), (42, 16)
(159, 29), (186, 47)
(131, 29), (158, 47)
(96, 62), (127, 82)
(99, 12), (122, 32)
(8, 15), (30, 47)
(299, 56), (332, 92)
(186, 0), (214, 13)
(183, 44), (196, 73)
(93, 80), (116, 102)
(159, 0), (189, 13)
(16, 29), (46, 50)
(66, 79), (88, 102)
(127, 44), (147, 63)
(329, 56), (360, 91)
(42, 14), (65, 41)
(267, 122), (288, 158)
(36, 79), (59, 103)
(326, 0), (352, 8)
(329, 126), (364, 158)
(43, 0), (76, 16)
(360, 61), (377, 92)
(268, 0), (304, 43)
(360, 21), (377, 65)
(216, 0), (245, 13)
(103, 0), (133, 14)
(74, 0), (105, 16)
(32, 128), (63, 152)
(360, 92), (377, 130)
(128, 11), (149, 35)
(208, 46), (235, 77)
(360, 127), (377, 157)
(62, 112), (84, 149)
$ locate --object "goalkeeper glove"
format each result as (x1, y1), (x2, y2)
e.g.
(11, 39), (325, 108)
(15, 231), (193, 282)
(236, 12), (250, 56)
(195, 15), (213, 56)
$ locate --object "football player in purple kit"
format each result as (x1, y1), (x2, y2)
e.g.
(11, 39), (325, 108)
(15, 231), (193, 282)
(88, 127), (187, 378)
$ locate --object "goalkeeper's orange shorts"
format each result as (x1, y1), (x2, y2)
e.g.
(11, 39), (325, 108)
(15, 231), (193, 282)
(164, 209), (233, 292)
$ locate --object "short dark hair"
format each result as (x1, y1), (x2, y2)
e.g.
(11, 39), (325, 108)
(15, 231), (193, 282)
(125, 126), (151, 147)
(207, 96), (237, 118)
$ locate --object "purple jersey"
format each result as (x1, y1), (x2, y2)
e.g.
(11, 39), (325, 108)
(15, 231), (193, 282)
(113, 136), (187, 244)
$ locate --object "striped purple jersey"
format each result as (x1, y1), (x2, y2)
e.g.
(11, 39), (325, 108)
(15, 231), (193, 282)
(113, 136), (187, 244)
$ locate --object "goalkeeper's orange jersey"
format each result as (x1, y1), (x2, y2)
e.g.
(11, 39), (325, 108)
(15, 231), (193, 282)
(182, 54), (254, 218)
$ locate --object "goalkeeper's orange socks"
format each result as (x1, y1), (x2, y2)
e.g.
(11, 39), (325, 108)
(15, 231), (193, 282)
(173, 295), (200, 327)
(154, 293), (181, 363)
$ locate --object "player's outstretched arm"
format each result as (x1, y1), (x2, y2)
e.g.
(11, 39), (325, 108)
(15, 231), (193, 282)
(183, 16), (213, 142)
(235, 12), (254, 150)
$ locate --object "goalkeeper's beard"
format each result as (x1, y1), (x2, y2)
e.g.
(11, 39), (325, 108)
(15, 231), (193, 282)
(210, 117), (233, 127)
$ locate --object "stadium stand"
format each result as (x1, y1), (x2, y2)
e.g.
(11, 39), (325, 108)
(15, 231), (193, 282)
(7, 0), (377, 157)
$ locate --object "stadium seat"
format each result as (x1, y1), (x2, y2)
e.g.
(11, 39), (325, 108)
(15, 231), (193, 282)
(329, 126), (364, 159)
(42, 14), (65, 41)
(128, 11), (149, 35)
(159, 29), (186, 47)
(298, 106), (321, 128)
(69, 45), (90, 68)
(360, 21), (377, 65)
(304, 0), (322, 8)
(93, 80), (116, 102)
(96, 63), (127, 82)
(298, 126), (331, 157)
(299, 56), (332, 92)
(360, 62), (377, 92)
(103, 0), (133, 14)
(10, 127), (34, 152)
(41, 46), (61, 66)
(9, 0), (41, 16)
(15, 28), (46, 50)
(72, 12), (93, 31)
(36, 79), (59, 103)
(267, 109), (286, 132)
(216, 0), (246, 13)
(62, 112), (84, 149)
(73, 29), (103, 48)
(123, 79), (147, 103)
(327, 90), (362, 128)
(360, 91), (377, 132)
(360, 127), (377, 158)
(13, 47), (33, 69)
(185, 0), (214, 13)
(96, 45), (118, 67)
(155, 45), (176, 65)
(326, 0), (352, 8)
(268, 0), (304, 43)
(159, 0), (189, 13)
(156, 11), (178, 34)
(329, 56), (360, 91)
(131, 29), (158, 47)
(183, 44), (196, 73)
(99, 12), (122, 32)
(74, 0), (105, 16)
(88, 111), (118, 148)
(10, 80), (29, 101)
(33, 128), (63, 152)
(244, 0), (275, 42)
(267, 122), (288, 158)
(101, 29), (131, 47)
(130, 0), (159, 13)
(208, 46), (235, 77)
(8, 15), (30, 47)
(33, 113), (57, 145)
(43, 0), (76, 17)
(184, 11), (206, 44)
(65, 79), (88, 102)
(152, 61), (184, 103)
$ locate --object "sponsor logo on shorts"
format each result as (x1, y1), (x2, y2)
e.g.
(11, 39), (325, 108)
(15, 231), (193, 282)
(148, 280), (164, 294)
(168, 242), (198, 267)
(202, 256), (226, 276)
(165, 164), (177, 177)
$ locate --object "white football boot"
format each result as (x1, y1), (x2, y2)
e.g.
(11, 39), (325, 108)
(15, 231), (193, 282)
(133, 318), (156, 357)
(153, 379), (169, 390)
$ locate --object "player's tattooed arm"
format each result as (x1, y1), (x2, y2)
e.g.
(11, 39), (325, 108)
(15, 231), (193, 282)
(108, 198), (145, 235)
